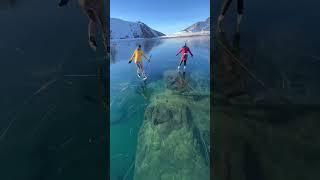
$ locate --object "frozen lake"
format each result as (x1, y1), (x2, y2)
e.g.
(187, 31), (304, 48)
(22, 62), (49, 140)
(110, 36), (210, 180)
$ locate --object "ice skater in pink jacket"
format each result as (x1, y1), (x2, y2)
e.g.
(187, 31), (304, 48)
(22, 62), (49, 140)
(176, 43), (193, 71)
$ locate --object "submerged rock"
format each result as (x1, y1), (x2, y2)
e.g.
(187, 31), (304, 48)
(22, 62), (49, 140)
(163, 70), (210, 97)
(164, 70), (191, 92)
(133, 90), (210, 180)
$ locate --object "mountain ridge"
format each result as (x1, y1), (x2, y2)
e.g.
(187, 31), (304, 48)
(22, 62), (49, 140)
(181, 17), (210, 33)
(110, 18), (165, 39)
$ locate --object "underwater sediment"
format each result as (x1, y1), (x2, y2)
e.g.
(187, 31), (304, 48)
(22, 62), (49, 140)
(133, 70), (210, 180)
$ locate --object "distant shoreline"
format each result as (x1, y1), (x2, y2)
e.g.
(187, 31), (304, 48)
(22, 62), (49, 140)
(110, 33), (210, 43)
(160, 33), (210, 39)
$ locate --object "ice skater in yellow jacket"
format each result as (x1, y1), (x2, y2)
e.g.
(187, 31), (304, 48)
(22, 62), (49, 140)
(129, 45), (150, 80)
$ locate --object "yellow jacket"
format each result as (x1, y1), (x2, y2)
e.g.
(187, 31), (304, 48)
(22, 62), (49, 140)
(130, 49), (147, 63)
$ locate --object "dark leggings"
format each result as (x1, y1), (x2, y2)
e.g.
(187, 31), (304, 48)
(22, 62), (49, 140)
(221, 0), (244, 15)
(179, 60), (187, 66)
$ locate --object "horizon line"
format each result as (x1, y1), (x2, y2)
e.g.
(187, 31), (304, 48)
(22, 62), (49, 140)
(110, 16), (210, 34)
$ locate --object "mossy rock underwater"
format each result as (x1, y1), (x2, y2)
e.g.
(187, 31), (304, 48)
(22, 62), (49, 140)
(133, 91), (210, 180)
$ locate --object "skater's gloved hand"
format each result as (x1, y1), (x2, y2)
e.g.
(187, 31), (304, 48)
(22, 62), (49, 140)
(128, 60), (132, 64)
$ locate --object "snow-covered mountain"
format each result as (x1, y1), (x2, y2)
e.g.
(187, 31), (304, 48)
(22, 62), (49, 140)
(110, 18), (165, 39)
(176, 17), (210, 35)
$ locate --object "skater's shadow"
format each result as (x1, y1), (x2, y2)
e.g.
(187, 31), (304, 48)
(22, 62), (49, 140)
(176, 71), (190, 91)
(135, 80), (149, 100)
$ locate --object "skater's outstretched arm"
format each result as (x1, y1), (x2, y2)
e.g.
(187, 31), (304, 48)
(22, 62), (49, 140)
(129, 50), (136, 63)
(176, 48), (182, 56)
(188, 48), (194, 57)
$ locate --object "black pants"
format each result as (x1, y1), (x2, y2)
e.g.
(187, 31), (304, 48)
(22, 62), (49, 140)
(179, 60), (187, 66)
(221, 0), (244, 15)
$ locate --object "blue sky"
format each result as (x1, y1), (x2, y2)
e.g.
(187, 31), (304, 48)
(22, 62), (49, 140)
(110, 0), (210, 35)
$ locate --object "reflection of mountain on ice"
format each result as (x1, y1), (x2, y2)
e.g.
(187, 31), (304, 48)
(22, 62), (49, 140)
(111, 18), (166, 39)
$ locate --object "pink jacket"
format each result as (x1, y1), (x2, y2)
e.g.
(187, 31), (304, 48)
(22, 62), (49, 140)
(176, 46), (193, 61)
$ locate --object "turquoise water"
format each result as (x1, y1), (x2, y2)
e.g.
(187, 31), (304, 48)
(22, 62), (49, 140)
(110, 36), (210, 180)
